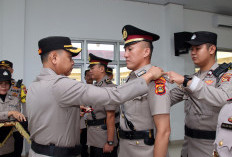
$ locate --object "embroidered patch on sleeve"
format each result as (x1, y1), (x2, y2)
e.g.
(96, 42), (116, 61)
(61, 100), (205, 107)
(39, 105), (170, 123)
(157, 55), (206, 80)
(221, 73), (232, 83)
(154, 77), (166, 95)
(205, 80), (214, 85)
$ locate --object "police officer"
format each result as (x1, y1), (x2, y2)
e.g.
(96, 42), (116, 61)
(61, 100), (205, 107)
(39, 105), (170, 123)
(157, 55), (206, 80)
(166, 31), (232, 157)
(106, 67), (113, 81)
(85, 69), (93, 84)
(87, 53), (119, 157)
(0, 60), (27, 157)
(26, 36), (164, 157)
(213, 98), (232, 157)
(0, 69), (26, 157)
(79, 69), (93, 157)
(118, 25), (171, 157)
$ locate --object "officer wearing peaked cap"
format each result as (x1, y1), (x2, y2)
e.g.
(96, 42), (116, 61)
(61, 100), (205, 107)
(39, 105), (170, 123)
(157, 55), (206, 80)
(26, 36), (164, 157)
(0, 60), (28, 157)
(87, 53), (120, 157)
(118, 25), (170, 157)
(106, 67), (114, 81)
(0, 69), (26, 156)
(166, 31), (232, 157)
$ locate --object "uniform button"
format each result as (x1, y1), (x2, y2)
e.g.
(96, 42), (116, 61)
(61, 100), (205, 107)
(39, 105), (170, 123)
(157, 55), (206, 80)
(219, 141), (223, 146)
(136, 141), (139, 145)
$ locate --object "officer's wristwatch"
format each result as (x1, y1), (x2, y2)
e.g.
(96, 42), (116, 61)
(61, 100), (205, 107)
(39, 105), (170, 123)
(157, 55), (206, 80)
(183, 75), (192, 87)
(107, 141), (114, 146)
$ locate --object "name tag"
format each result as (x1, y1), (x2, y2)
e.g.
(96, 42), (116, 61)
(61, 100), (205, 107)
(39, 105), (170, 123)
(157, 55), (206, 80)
(221, 123), (232, 130)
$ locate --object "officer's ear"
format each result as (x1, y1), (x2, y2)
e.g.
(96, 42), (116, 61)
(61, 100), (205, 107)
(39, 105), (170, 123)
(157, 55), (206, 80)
(49, 51), (58, 65)
(209, 45), (216, 55)
(99, 65), (105, 73)
(143, 47), (150, 58)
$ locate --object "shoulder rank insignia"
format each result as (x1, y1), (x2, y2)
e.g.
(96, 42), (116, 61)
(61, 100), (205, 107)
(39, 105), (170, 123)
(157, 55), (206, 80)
(205, 80), (214, 85)
(105, 79), (112, 84)
(221, 73), (232, 83)
(154, 77), (166, 95)
(136, 69), (146, 77)
(97, 81), (103, 87)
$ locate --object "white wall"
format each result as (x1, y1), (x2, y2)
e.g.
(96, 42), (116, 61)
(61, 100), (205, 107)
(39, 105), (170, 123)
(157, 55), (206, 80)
(1, 0), (232, 141)
(0, 0), (25, 80)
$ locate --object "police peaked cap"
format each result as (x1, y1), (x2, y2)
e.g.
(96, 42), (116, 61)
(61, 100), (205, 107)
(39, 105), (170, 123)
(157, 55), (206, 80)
(186, 31), (217, 46)
(122, 25), (160, 47)
(106, 67), (113, 75)
(0, 69), (11, 82)
(38, 36), (82, 57)
(89, 53), (112, 66)
(0, 60), (13, 68)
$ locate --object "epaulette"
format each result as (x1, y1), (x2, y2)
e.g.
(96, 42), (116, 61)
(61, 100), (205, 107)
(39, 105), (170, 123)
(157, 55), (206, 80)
(105, 78), (112, 84)
(213, 62), (232, 78)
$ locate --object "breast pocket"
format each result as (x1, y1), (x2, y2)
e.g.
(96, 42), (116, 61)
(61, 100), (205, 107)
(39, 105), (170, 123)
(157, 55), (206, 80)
(124, 94), (147, 116)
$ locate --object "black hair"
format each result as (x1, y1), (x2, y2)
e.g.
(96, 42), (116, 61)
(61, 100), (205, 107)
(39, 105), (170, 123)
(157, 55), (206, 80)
(84, 69), (90, 76)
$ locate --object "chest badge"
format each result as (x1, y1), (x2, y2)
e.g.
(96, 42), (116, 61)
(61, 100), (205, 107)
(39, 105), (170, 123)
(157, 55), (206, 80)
(205, 80), (214, 85)
(221, 73), (232, 83)
(228, 117), (232, 123)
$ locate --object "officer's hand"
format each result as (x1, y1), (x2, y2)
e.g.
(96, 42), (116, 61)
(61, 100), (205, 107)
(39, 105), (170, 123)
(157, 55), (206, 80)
(80, 105), (86, 117)
(8, 111), (26, 122)
(103, 143), (114, 153)
(165, 71), (184, 85)
(142, 66), (164, 84)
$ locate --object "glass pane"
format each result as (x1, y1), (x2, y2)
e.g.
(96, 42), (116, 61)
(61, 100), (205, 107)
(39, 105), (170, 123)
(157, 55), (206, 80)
(217, 51), (232, 64)
(88, 43), (114, 60)
(120, 45), (126, 60)
(72, 42), (82, 59)
(120, 66), (132, 85)
(69, 67), (82, 81)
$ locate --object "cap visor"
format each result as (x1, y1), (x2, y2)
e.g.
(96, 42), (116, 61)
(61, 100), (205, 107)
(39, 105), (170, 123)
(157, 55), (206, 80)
(65, 47), (82, 57)
(185, 41), (206, 46)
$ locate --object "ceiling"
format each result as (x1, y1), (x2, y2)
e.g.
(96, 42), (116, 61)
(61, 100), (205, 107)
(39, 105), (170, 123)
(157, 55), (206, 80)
(124, 0), (232, 16)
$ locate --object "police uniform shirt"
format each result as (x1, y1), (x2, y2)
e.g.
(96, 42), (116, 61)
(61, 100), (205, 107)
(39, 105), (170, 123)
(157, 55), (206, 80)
(119, 64), (170, 157)
(27, 68), (149, 152)
(214, 99), (232, 157)
(87, 75), (119, 148)
(10, 79), (27, 116)
(169, 63), (232, 157)
(0, 92), (21, 155)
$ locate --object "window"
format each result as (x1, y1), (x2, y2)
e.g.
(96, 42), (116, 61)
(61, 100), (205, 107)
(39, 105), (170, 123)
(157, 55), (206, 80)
(217, 51), (232, 64)
(69, 40), (131, 85)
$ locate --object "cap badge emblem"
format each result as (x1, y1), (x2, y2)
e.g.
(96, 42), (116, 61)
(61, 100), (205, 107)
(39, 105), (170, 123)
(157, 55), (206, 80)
(123, 28), (128, 40)
(3, 71), (8, 76)
(38, 48), (42, 55)
(228, 117), (232, 123)
(191, 34), (196, 40)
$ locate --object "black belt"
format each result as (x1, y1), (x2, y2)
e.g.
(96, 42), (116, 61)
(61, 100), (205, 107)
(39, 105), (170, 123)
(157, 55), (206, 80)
(118, 128), (154, 140)
(31, 141), (81, 157)
(87, 118), (106, 126)
(87, 112), (120, 126)
(185, 125), (216, 140)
